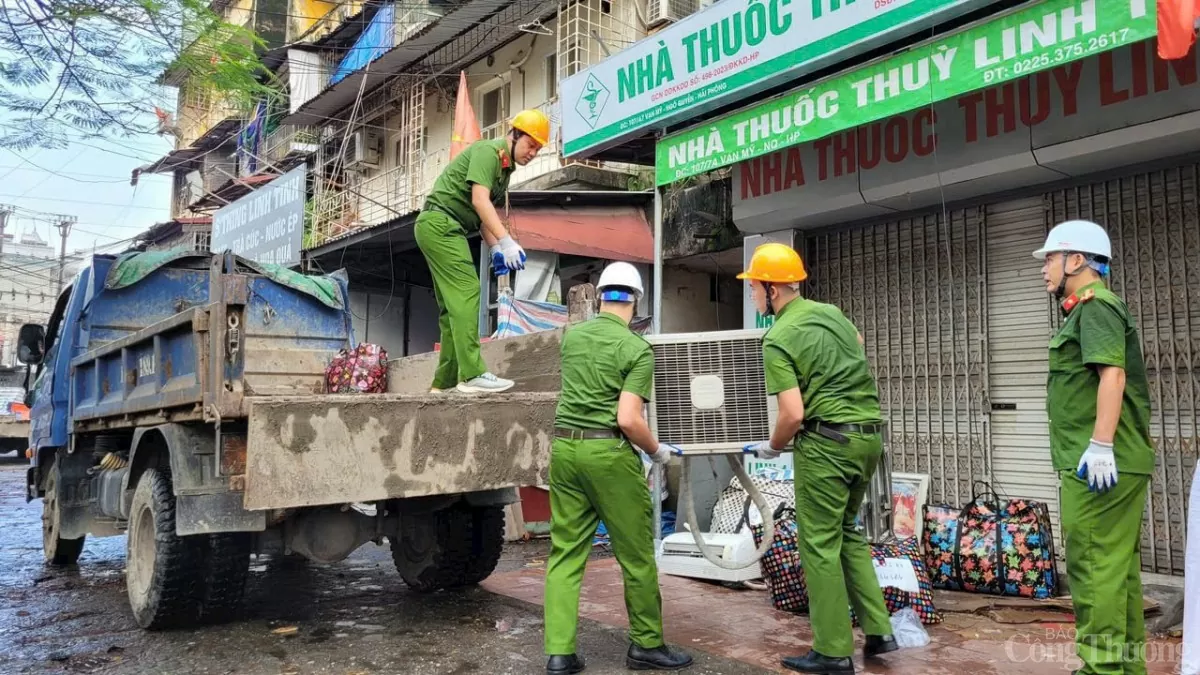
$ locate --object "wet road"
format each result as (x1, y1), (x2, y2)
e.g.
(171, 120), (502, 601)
(0, 457), (769, 675)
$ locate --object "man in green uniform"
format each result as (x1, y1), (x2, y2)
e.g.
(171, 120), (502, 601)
(1035, 219), (1155, 675)
(543, 262), (693, 674)
(739, 243), (896, 674)
(416, 109), (550, 394)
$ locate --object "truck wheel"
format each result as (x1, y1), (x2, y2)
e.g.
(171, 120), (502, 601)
(126, 467), (204, 629)
(392, 504), (505, 592)
(199, 533), (251, 624)
(42, 461), (85, 565)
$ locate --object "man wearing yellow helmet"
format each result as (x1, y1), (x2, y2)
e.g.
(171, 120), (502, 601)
(738, 243), (895, 674)
(416, 108), (550, 394)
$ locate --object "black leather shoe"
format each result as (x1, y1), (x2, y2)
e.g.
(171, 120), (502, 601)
(780, 650), (855, 674)
(546, 654), (585, 674)
(626, 644), (694, 670)
(863, 635), (899, 657)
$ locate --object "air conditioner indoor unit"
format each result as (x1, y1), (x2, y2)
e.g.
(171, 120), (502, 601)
(657, 531), (762, 583)
(646, 0), (700, 28)
(644, 329), (776, 455)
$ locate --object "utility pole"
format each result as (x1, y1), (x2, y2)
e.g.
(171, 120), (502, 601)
(54, 215), (77, 295)
(0, 204), (12, 257)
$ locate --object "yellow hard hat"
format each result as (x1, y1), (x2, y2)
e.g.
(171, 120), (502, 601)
(738, 243), (808, 283)
(511, 109), (550, 147)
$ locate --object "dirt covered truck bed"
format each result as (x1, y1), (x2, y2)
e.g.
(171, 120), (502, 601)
(243, 329), (566, 510)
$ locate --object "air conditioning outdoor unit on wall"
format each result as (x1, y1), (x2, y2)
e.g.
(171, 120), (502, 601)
(346, 128), (382, 169)
(646, 0), (700, 28)
(645, 329), (776, 455)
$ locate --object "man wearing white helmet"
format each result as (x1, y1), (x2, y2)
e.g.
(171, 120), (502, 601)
(542, 262), (693, 674)
(1034, 219), (1155, 675)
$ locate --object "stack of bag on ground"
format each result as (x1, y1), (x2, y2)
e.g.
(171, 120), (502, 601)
(710, 474), (941, 625)
(714, 473), (1062, 625)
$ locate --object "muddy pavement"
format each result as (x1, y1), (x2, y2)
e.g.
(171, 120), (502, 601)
(0, 458), (768, 675)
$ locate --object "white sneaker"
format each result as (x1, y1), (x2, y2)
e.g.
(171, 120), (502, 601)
(455, 372), (515, 394)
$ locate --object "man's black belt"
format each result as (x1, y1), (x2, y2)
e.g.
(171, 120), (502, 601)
(804, 421), (885, 444)
(554, 428), (623, 440)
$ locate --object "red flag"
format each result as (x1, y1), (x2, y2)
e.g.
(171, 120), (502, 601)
(1158, 0), (1200, 60)
(450, 71), (482, 160)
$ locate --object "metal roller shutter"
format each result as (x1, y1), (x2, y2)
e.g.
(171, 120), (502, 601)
(1046, 167), (1200, 576)
(803, 208), (990, 510)
(983, 197), (1059, 533)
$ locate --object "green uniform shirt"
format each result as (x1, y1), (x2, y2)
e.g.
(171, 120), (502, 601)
(423, 138), (514, 232)
(1047, 281), (1155, 475)
(555, 313), (654, 430)
(762, 297), (883, 427)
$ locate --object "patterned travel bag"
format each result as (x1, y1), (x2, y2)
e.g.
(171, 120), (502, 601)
(751, 509), (942, 624)
(325, 343), (389, 394)
(923, 483), (1059, 599)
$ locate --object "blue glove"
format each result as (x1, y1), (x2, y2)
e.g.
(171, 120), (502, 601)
(489, 248), (510, 276)
(743, 440), (782, 460)
(649, 443), (682, 464)
(1076, 439), (1118, 492)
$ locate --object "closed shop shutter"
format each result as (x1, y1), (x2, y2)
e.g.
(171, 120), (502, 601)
(1046, 167), (1200, 576)
(803, 208), (990, 510)
(983, 196), (1060, 533)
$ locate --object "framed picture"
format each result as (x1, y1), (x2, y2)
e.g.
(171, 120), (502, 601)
(890, 473), (931, 541)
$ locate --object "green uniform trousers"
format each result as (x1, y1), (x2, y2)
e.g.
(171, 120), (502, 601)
(414, 210), (486, 389)
(543, 437), (664, 655)
(1060, 470), (1149, 675)
(794, 431), (892, 658)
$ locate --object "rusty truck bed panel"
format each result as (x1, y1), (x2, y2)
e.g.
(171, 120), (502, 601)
(243, 392), (557, 510)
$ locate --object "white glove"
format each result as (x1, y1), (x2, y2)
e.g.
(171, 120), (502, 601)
(1076, 439), (1118, 492)
(743, 440), (782, 460)
(649, 443), (682, 465)
(496, 235), (526, 271)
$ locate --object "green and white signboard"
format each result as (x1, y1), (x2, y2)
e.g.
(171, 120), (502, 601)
(655, 0), (1157, 184)
(560, 0), (996, 158)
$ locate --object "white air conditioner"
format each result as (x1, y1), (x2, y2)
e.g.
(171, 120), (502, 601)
(646, 0), (700, 27)
(346, 128), (382, 169)
(644, 329), (776, 455)
(658, 531), (762, 582)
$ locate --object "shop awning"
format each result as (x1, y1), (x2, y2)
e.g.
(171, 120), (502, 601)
(507, 205), (653, 263)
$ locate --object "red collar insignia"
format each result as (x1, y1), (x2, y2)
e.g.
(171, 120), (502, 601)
(499, 147), (511, 170)
(1061, 288), (1096, 313)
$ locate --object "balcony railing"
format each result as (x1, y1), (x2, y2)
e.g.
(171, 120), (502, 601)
(262, 125), (319, 166)
(311, 159), (434, 244)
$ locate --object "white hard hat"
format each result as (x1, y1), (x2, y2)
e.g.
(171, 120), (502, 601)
(597, 262), (644, 298)
(1033, 220), (1112, 260)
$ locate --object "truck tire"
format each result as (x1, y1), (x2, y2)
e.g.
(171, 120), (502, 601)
(198, 533), (251, 624)
(392, 503), (505, 592)
(42, 460), (85, 565)
(126, 467), (204, 630)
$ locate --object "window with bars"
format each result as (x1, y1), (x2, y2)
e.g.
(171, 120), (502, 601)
(479, 83), (510, 140)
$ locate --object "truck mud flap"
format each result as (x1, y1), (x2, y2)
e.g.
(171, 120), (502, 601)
(243, 392), (556, 511)
(176, 493), (267, 535)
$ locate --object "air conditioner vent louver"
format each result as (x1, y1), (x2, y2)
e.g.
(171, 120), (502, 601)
(647, 330), (771, 451)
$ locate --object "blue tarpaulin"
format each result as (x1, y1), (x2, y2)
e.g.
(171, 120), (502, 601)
(330, 2), (395, 85)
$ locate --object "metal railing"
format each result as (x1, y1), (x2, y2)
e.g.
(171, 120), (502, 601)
(262, 125), (319, 165)
(311, 159), (434, 244)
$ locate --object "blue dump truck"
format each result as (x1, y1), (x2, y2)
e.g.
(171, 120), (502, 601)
(16, 250), (558, 630)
